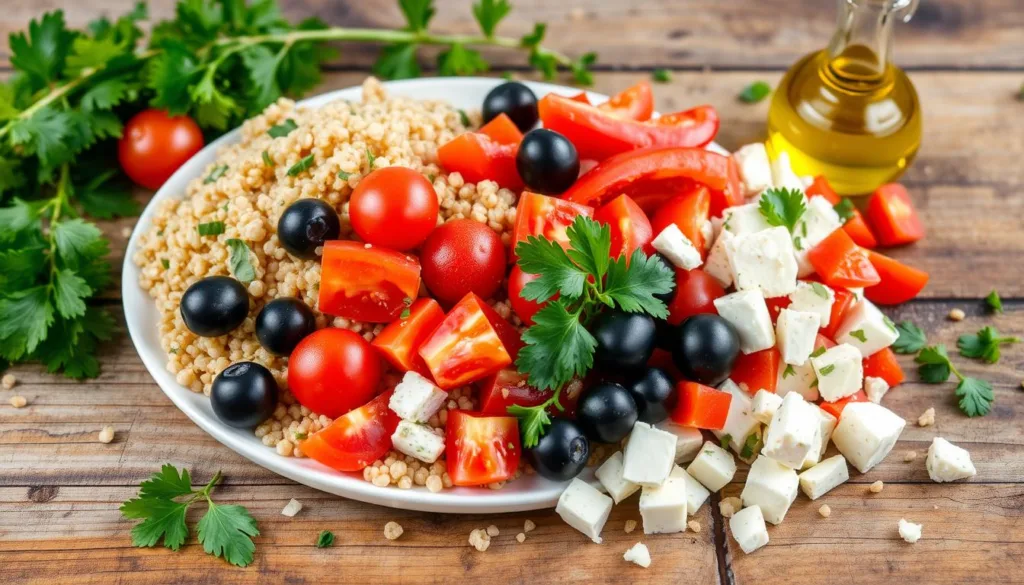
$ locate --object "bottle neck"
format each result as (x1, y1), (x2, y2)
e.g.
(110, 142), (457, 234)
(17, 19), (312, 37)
(825, 0), (901, 89)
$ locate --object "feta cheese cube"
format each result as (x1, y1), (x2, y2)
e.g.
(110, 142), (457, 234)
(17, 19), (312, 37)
(686, 441), (737, 492)
(831, 402), (905, 473)
(727, 227), (799, 298)
(898, 519), (923, 544)
(714, 290), (776, 354)
(391, 420), (445, 463)
(722, 203), (772, 237)
(651, 223), (703, 270)
(556, 478), (613, 544)
(926, 437), (977, 483)
(639, 477), (688, 534)
(740, 456), (799, 525)
(835, 300), (900, 357)
(595, 451), (640, 504)
(792, 196), (842, 277)
(704, 229), (735, 288)
(670, 465), (710, 514)
(729, 505), (770, 554)
(770, 151), (805, 191)
(864, 376), (890, 404)
(623, 542), (652, 568)
(811, 343), (864, 402)
(751, 390), (783, 424)
(761, 392), (820, 469)
(788, 281), (835, 328)
(776, 355), (820, 402)
(622, 422), (677, 487)
(654, 421), (705, 464)
(712, 380), (762, 456)
(798, 454), (849, 500)
(733, 143), (773, 197)
(389, 371), (447, 423)
(800, 407), (838, 469)
(776, 309), (821, 366)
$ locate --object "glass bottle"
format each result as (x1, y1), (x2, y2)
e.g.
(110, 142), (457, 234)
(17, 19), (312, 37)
(766, 0), (922, 195)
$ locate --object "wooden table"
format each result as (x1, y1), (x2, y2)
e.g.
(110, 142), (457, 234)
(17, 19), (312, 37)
(2, 1), (1023, 583)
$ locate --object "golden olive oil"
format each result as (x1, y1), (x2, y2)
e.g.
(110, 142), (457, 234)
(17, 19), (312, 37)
(767, 0), (922, 195)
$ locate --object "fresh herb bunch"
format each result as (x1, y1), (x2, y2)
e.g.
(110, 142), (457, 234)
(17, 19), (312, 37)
(0, 0), (593, 378)
(509, 215), (674, 446)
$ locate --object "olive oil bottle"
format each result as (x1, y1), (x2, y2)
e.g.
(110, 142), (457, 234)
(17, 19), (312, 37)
(767, 0), (922, 195)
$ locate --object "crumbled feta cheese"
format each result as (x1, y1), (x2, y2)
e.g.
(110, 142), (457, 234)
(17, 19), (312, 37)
(727, 226), (799, 298)
(704, 229), (735, 288)
(800, 407), (838, 469)
(733, 143), (774, 197)
(391, 420), (445, 463)
(792, 196), (842, 276)
(898, 518), (923, 544)
(761, 392), (820, 469)
(639, 477), (688, 534)
(686, 441), (737, 492)
(834, 300), (900, 357)
(670, 465), (710, 515)
(798, 454), (849, 500)
(788, 281), (835, 328)
(712, 379), (761, 455)
(741, 456), (799, 525)
(556, 478), (613, 544)
(864, 376), (890, 404)
(751, 390), (783, 425)
(623, 542), (652, 568)
(831, 402), (905, 473)
(281, 498), (303, 517)
(622, 422), (677, 487)
(811, 343), (864, 402)
(651, 223), (703, 270)
(722, 203), (772, 237)
(654, 420), (705, 464)
(729, 505), (770, 554)
(776, 308), (821, 366)
(918, 407), (936, 427)
(926, 437), (977, 483)
(595, 451), (640, 504)
(389, 371), (447, 422)
(714, 290), (776, 354)
(770, 151), (805, 192)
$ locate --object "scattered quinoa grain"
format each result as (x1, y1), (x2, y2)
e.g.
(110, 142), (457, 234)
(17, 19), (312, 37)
(904, 450), (918, 462)
(97, 426), (115, 444)
(719, 497), (743, 518)
(624, 519), (637, 534)
(818, 504), (832, 518)
(687, 520), (701, 533)
(468, 528), (491, 552)
(918, 407), (935, 427)
(384, 521), (404, 540)
(486, 524), (499, 537)
(524, 519), (536, 532)
(869, 480), (884, 493)
(515, 532), (526, 543)
(9, 395), (27, 408)
(948, 308), (965, 321)
(1, 373), (16, 389)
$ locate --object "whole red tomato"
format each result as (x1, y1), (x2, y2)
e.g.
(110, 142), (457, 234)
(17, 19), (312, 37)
(118, 109), (204, 190)
(349, 167), (439, 251)
(288, 328), (382, 418)
(420, 219), (506, 305)
(507, 265), (551, 326)
(667, 268), (726, 325)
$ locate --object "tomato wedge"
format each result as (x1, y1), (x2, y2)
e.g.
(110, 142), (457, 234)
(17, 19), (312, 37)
(819, 390), (867, 419)
(863, 347), (905, 388)
(805, 176), (840, 205)
(597, 81), (654, 121)
(539, 94), (719, 161)
(477, 369), (582, 416)
(819, 288), (856, 341)
(843, 211), (878, 249)
(438, 114), (523, 191)
(765, 296), (792, 325)
(807, 229), (881, 289)
(318, 241), (422, 323)
(511, 191), (593, 258)
(561, 147), (743, 217)
(667, 268), (725, 325)
(671, 381), (732, 430)
(446, 411), (521, 486)
(866, 183), (924, 246)
(299, 391), (398, 472)
(730, 347), (780, 395)
(478, 112), (523, 145)
(593, 194), (653, 260)
(863, 250), (929, 305)
(649, 187), (711, 255)
(371, 298), (446, 377)
(418, 293), (523, 389)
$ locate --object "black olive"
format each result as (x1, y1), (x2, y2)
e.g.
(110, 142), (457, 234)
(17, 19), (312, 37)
(592, 310), (657, 371)
(576, 382), (639, 443)
(210, 361), (279, 428)
(482, 81), (538, 132)
(624, 368), (675, 424)
(255, 298), (317, 356)
(671, 314), (740, 386)
(652, 254), (678, 304)
(277, 199), (340, 259)
(527, 418), (590, 481)
(515, 129), (580, 195)
(180, 275), (249, 337)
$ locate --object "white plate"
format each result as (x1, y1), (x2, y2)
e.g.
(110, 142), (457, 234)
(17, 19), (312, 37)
(123, 77), (723, 514)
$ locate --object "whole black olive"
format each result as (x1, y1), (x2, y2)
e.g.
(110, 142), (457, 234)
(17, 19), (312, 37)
(180, 275), (249, 337)
(516, 128), (580, 195)
(671, 314), (740, 386)
(576, 382), (639, 443)
(482, 81), (539, 132)
(592, 311), (657, 371)
(277, 199), (340, 259)
(210, 361), (279, 428)
(527, 418), (590, 481)
(255, 298), (317, 356)
(624, 367), (675, 424)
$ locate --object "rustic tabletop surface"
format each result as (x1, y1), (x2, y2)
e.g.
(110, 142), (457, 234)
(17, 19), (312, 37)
(2, 1), (1023, 584)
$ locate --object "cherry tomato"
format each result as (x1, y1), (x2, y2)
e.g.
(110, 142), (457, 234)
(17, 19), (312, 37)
(507, 265), (551, 326)
(666, 268), (726, 326)
(371, 298), (446, 377)
(318, 241), (421, 323)
(420, 219), (506, 305)
(349, 167), (438, 251)
(593, 194), (653, 261)
(445, 411), (521, 486)
(299, 391), (398, 471)
(649, 187), (711, 256)
(118, 109), (204, 190)
(512, 192), (593, 259)
(288, 328), (382, 419)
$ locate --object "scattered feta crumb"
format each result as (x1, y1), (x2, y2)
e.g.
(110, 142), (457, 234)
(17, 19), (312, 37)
(729, 505), (770, 554)
(9, 395), (27, 408)
(281, 498), (303, 517)
(898, 518), (922, 543)
(515, 532), (526, 543)
(687, 520), (701, 533)
(869, 480), (884, 493)
(98, 426), (115, 444)
(384, 521), (404, 540)
(524, 519), (536, 533)
(904, 451), (918, 462)
(486, 524), (500, 537)
(1, 373), (16, 389)
(623, 542), (652, 568)
(926, 437), (977, 482)
(468, 528), (491, 551)
(948, 308), (965, 321)
(818, 504), (831, 518)
(719, 497), (743, 518)
(624, 519), (637, 534)
(917, 407), (935, 427)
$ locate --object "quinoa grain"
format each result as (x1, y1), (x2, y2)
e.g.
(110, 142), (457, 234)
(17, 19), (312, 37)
(9, 395), (27, 408)
(1, 373), (16, 389)
(523, 519), (536, 533)
(624, 519), (637, 534)
(515, 532), (526, 543)
(818, 505), (832, 518)
(869, 480), (884, 493)
(917, 407), (935, 427)
(948, 308), (965, 321)
(486, 524), (500, 537)
(384, 521), (404, 540)
(98, 426), (115, 444)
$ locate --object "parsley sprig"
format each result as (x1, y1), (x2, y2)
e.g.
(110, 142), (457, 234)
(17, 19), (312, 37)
(915, 345), (994, 417)
(758, 187), (806, 234)
(957, 326), (1019, 364)
(892, 320), (927, 354)
(120, 464), (259, 567)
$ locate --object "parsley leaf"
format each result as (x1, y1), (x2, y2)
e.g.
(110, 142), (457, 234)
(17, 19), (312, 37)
(508, 399), (553, 450)
(515, 235), (587, 302)
(782, 364), (795, 379)
(811, 282), (830, 299)
(740, 433), (759, 459)
(197, 500), (259, 567)
(517, 300), (597, 392)
(957, 326), (1019, 364)
(602, 250), (673, 318)
(316, 530), (335, 548)
(521, 23), (546, 48)
(204, 164), (228, 184)
(652, 69), (671, 83)
(819, 364), (836, 376)
(849, 329), (868, 343)
(373, 43), (422, 80)
(226, 239), (256, 283)
(198, 221), (225, 237)
(893, 321), (927, 354)
(267, 118), (298, 138)
(437, 43), (489, 76)
(472, 0), (511, 37)
(956, 377), (994, 418)
(985, 289), (1003, 313)
(719, 434), (733, 449)
(916, 345), (952, 383)
(570, 52), (598, 86)
(758, 187), (806, 233)
(287, 154), (315, 177)
(738, 81), (772, 104)
(399, 0), (436, 31)
(833, 198), (856, 223)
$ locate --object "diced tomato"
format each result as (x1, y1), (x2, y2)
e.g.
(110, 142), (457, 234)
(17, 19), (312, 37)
(863, 250), (929, 305)
(438, 121), (522, 191)
(445, 411), (521, 486)
(647, 349), (685, 383)
(816, 333), (837, 351)
(667, 268), (726, 325)
(805, 176), (841, 205)
(866, 184), (924, 246)
(730, 348), (780, 395)
(863, 347), (905, 388)
(807, 229), (881, 289)
(478, 113), (523, 146)
(562, 147), (742, 217)
(649, 187), (711, 256)
(819, 390), (867, 419)
(843, 210), (878, 249)
(818, 288), (855, 341)
(671, 381), (732, 430)
(319, 241), (422, 323)
(597, 81), (654, 121)
(512, 191), (594, 258)
(477, 369), (582, 416)
(418, 293), (523, 389)
(300, 391), (399, 472)
(371, 298), (446, 377)
(765, 296), (791, 325)
(568, 92), (592, 104)
(539, 94), (719, 162)
(593, 194), (653, 261)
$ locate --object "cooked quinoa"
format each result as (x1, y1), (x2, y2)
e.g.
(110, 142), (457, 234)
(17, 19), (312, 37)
(134, 78), (519, 490)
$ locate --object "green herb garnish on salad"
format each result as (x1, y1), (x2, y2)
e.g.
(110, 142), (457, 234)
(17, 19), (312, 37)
(758, 187), (806, 234)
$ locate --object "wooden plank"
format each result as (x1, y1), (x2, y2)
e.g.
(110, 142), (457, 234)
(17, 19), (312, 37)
(2, 0), (1022, 70)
